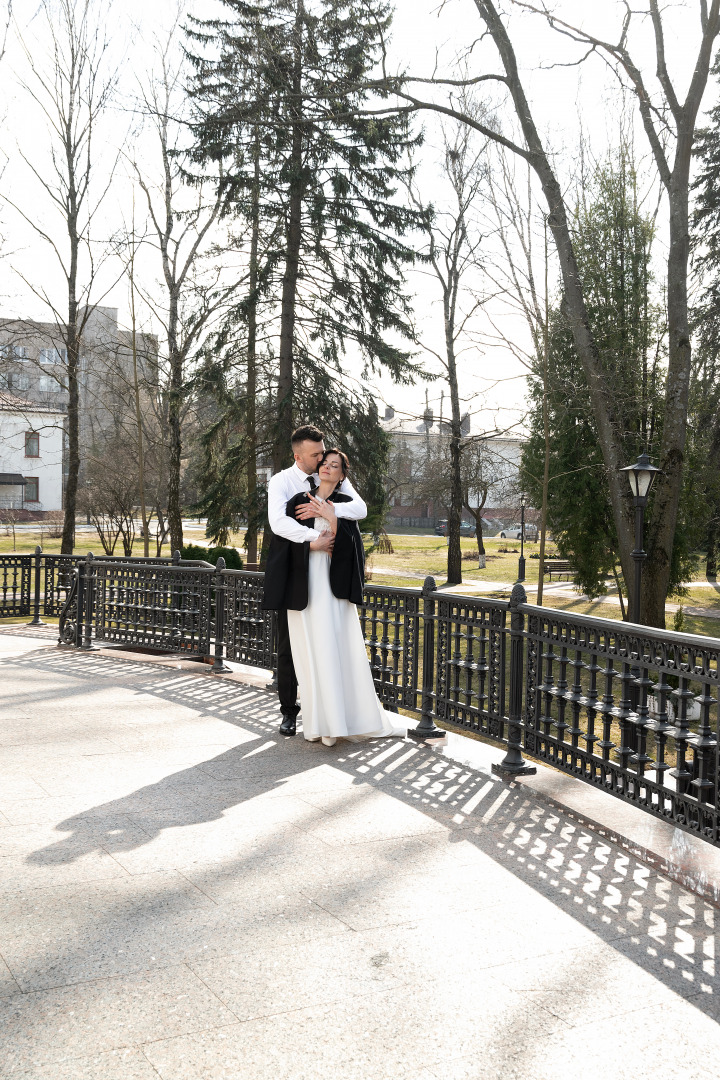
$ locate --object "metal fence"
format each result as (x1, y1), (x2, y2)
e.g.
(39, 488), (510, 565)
(0, 547), (209, 623)
(2, 550), (719, 848)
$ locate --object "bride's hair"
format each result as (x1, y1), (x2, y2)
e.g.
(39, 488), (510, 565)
(320, 448), (349, 485)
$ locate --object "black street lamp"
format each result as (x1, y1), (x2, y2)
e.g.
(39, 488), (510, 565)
(620, 453), (661, 624)
(518, 495), (526, 583)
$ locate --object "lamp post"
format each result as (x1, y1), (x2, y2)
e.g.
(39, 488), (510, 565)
(518, 495), (526, 582)
(620, 453), (660, 624)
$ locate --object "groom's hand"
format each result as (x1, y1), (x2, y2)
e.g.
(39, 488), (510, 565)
(295, 500), (316, 520)
(310, 533), (334, 553)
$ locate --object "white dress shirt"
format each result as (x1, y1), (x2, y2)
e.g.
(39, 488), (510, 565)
(267, 462), (368, 544)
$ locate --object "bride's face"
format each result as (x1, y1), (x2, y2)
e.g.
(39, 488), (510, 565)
(319, 454), (344, 485)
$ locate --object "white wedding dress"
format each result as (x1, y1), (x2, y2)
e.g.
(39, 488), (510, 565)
(287, 512), (406, 742)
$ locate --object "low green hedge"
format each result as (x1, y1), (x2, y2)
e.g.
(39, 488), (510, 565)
(180, 544), (244, 570)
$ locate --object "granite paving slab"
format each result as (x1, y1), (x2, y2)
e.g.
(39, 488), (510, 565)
(1, 634), (720, 1079)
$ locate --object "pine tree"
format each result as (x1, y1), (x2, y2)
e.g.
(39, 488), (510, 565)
(185, 0), (424, 547)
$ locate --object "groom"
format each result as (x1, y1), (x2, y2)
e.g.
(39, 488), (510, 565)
(261, 424), (367, 736)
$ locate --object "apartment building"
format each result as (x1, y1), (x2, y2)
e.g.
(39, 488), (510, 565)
(0, 306), (158, 505)
(381, 406), (525, 530)
(0, 392), (64, 513)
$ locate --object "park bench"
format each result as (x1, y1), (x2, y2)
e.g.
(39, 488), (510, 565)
(544, 559), (575, 581)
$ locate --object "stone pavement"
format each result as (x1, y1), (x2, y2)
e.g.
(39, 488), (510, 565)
(1, 632), (720, 1080)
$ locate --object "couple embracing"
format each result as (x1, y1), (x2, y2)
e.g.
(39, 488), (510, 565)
(261, 424), (405, 746)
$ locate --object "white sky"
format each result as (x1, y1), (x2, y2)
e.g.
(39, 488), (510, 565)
(0, 0), (715, 435)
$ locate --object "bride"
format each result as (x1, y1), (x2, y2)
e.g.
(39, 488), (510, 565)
(285, 449), (405, 746)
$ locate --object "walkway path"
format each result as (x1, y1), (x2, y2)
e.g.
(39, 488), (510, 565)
(1, 632), (719, 1079)
(372, 569), (720, 621)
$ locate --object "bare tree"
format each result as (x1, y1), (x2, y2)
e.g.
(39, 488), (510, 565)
(12, 0), (117, 553)
(380, 0), (720, 626)
(480, 154), (553, 600)
(408, 100), (489, 584)
(130, 25), (232, 554)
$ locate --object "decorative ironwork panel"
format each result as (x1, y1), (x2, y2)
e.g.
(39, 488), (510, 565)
(41, 553), (194, 617)
(222, 570), (275, 670)
(42, 555), (82, 616)
(522, 603), (720, 844)
(359, 584), (421, 712)
(0, 555), (32, 617)
(93, 561), (213, 654)
(431, 594), (510, 737)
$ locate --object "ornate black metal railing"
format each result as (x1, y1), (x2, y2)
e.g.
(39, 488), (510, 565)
(0, 547), (209, 625)
(2, 550), (719, 847)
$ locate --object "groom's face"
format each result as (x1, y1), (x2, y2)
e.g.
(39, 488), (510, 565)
(294, 439), (325, 475)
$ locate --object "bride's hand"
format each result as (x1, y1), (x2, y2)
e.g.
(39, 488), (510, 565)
(304, 495), (336, 525)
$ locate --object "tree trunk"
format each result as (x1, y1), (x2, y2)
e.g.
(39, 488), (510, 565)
(464, 494), (487, 565)
(274, 0), (305, 473)
(643, 171), (693, 625)
(245, 132), (261, 565)
(167, 290), (183, 555)
(129, 221), (149, 558)
(536, 228), (551, 607)
(443, 234), (462, 585)
(61, 313), (79, 554)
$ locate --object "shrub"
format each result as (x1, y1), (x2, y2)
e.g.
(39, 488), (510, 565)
(180, 543), (243, 569)
(180, 543), (211, 563)
(208, 545), (244, 570)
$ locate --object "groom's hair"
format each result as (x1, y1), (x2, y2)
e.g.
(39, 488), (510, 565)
(291, 424), (324, 446)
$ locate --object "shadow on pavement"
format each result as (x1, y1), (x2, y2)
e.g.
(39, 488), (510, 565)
(6, 646), (720, 1024)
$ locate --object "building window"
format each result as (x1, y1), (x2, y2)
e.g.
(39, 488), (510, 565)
(25, 432), (39, 457)
(0, 344), (27, 360)
(24, 477), (39, 502)
(38, 374), (61, 392)
(39, 347), (66, 365)
(0, 372), (29, 390)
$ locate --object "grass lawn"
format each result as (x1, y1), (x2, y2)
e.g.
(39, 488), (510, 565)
(3, 524), (718, 639)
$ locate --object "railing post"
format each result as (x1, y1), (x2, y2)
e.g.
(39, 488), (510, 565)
(81, 552), (94, 650)
(212, 558), (232, 673)
(74, 562), (85, 648)
(29, 546), (43, 625)
(492, 581), (537, 779)
(408, 576), (446, 742)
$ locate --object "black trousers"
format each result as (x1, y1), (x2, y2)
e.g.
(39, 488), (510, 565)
(276, 607), (299, 717)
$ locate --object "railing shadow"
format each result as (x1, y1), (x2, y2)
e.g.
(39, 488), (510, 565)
(3, 646), (716, 1024)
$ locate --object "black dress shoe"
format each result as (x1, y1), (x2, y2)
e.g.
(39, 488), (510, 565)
(279, 714), (297, 736)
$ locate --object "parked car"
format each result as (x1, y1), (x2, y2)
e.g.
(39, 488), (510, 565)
(434, 519), (477, 537)
(498, 523), (538, 541)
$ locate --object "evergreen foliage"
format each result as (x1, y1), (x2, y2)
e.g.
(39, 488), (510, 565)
(180, 543), (244, 569)
(183, 0), (425, 551)
(690, 83), (720, 577)
(520, 148), (697, 600)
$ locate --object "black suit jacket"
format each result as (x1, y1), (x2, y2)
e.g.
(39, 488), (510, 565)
(261, 490), (365, 611)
